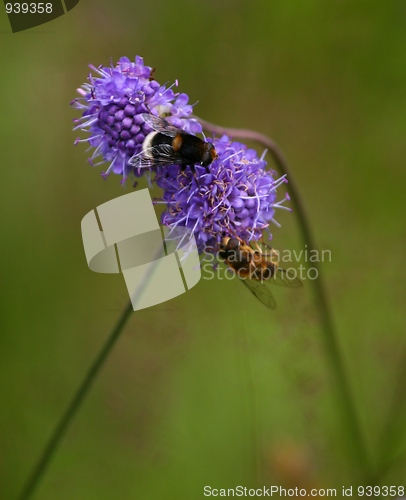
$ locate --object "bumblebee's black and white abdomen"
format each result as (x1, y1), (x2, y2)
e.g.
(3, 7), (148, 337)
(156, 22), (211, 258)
(128, 131), (177, 168)
(128, 113), (218, 170)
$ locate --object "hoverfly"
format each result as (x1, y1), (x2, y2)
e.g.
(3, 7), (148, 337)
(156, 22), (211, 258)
(218, 236), (303, 309)
(128, 114), (217, 173)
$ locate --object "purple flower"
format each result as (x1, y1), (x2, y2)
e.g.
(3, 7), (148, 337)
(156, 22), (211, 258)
(155, 135), (291, 251)
(72, 56), (201, 181)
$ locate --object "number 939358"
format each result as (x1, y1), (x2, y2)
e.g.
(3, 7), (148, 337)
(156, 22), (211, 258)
(357, 485), (404, 497)
(5, 3), (53, 14)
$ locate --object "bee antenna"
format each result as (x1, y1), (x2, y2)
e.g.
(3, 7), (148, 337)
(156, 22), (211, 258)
(201, 130), (207, 141)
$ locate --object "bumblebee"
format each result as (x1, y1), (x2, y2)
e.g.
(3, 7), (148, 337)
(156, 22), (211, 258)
(219, 236), (303, 309)
(128, 114), (217, 173)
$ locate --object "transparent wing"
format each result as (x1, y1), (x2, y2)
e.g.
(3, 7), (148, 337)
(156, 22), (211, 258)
(253, 240), (273, 252)
(249, 241), (302, 288)
(140, 113), (180, 137)
(250, 240), (278, 260)
(242, 278), (276, 310)
(271, 267), (303, 288)
(128, 144), (177, 168)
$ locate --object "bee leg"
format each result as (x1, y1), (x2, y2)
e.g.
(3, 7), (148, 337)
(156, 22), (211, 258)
(188, 165), (198, 179)
(180, 164), (198, 178)
(179, 164), (189, 177)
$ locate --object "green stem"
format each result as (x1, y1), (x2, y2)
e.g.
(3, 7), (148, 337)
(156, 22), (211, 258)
(21, 117), (375, 497)
(197, 117), (373, 480)
(19, 299), (134, 500)
(20, 232), (168, 498)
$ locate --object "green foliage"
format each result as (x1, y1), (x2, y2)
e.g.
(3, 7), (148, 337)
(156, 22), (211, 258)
(0, 0), (405, 497)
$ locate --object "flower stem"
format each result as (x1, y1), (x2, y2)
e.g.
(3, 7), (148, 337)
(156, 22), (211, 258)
(197, 117), (373, 480)
(19, 300), (134, 500)
(20, 235), (168, 499)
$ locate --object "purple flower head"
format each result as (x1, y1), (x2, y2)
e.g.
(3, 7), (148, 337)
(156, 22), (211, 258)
(72, 56), (201, 181)
(155, 135), (291, 252)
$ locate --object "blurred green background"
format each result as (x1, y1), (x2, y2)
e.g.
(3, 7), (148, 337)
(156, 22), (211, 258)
(1, 0), (405, 498)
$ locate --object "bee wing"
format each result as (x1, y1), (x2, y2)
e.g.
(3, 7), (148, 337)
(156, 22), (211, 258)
(271, 267), (303, 288)
(253, 240), (273, 252)
(250, 240), (278, 260)
(250, 241), (302, 288)
(128, 144), (177, 168)
(242, 278), (276, 309)
(141, 114), (180, 137)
